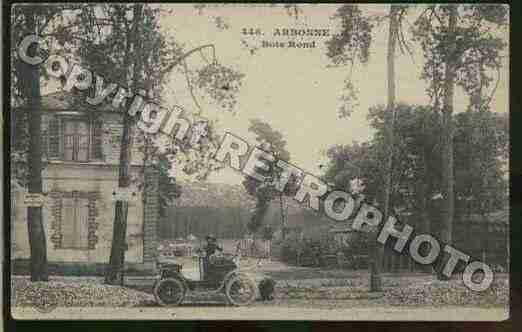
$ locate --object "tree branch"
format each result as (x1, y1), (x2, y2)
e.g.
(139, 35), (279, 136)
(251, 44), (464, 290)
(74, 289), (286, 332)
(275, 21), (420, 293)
(164, 44), (217, 74)
(485, 65), (501, 109)
(182, 59), (204, 115)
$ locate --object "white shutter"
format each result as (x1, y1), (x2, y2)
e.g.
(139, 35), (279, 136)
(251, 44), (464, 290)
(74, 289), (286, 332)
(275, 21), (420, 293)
(61, 197), (75, 248)
(78, 198), (89, 248)
(77, 122), (90, 162)
(61, 196), (89, 249)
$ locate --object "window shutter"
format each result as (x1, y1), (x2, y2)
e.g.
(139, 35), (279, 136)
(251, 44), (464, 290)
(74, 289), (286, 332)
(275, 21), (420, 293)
(76, 121), (89, 162)
(13, 109), (27, 152)
(41, 128), (48, 158)
(78, 198), (89, 248)
(11, 109), (16, 149)
(48, 116), (61, 158)
(63, 121), (75, 161)
(61, 197), (76, 248)
(61, 196), (89, 249)
(92, 119), (104, 160)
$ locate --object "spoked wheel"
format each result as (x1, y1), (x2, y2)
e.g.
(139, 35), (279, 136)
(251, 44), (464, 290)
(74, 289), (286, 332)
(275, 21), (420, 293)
(153, 278), (186, 306)
(225, 274), (257, 306)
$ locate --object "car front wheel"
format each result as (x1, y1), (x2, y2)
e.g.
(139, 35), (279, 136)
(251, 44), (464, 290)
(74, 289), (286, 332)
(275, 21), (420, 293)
(153, 278), (186, 306)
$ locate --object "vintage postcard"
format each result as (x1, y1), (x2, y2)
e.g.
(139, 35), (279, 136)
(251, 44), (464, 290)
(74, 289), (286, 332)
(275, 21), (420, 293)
(8, 3), (509, 321)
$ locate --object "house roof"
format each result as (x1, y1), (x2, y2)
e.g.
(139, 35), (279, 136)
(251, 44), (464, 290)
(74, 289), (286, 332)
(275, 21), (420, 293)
(15, 91), (120, 113)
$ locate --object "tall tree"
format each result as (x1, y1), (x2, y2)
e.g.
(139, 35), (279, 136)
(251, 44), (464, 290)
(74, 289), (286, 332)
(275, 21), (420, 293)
(327, 4), (413, 290)
(439, 5), (458, 279)
(64, 3), (151, 285)
(11, 4), (74, 281)
(326, 4), (377, 289)
(62, 5), (243, 284)
(413, 4), (507, 278)
(242, 119), (292, 240)
(108, 3), (143, 285)
(373, 4), (402, 291)
(16, 7), (48, 281)
(64, 4), (186, 284)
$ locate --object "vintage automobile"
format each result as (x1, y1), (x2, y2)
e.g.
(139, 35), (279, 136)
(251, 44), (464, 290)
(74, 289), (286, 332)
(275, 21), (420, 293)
(153, 252), (257, 306)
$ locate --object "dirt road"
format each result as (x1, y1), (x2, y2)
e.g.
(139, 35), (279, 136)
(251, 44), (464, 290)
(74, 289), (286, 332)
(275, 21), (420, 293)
(12, 304), (509, 321)
(10, 260), (509, 321)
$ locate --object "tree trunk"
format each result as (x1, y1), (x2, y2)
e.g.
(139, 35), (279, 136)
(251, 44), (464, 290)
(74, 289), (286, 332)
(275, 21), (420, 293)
(24, 10), (49, 282)
(105, 110), (135, 285)
(419, 173), (432, 274)
(173, 203), (178, 238)
(105, 4), (143, 285)
(236, 206), (243, 238)
(371, 4), (399, 292)
(417, 115), (432, 273)
(391, 252), (398, 273)
(437, 5), (457, 280)
(279, 194), (286, 240)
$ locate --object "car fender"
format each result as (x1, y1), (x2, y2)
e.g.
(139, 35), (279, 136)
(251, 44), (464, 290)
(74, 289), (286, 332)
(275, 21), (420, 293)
(157, 271), (189, 290)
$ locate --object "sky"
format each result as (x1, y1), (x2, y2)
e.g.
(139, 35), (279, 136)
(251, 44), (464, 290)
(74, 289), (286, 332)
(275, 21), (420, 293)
(39, 4), (509, 185)
(156, 4), (509, 185)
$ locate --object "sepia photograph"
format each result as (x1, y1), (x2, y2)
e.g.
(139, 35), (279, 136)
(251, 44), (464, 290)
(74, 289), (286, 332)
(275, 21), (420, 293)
(7, 3), (510, 321)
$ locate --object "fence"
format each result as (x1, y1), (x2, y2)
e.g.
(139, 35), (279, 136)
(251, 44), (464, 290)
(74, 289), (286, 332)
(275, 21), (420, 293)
(236, 239), (271, 258)
(157, 242), (194, 257)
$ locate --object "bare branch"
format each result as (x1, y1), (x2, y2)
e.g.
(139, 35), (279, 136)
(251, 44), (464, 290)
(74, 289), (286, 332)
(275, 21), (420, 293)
(182, 59), (204, 115)
(163, 44), (216, 74)
(485, 65), (501, 109)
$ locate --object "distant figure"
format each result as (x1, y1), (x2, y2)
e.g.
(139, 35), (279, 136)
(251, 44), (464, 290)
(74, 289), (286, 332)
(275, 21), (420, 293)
(259, 277), (276, 301)
(235, 240), (242, 255)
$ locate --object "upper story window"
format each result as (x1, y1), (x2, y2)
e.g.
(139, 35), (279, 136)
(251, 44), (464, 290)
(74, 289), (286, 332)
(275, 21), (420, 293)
(48, 115), (104, 162)
(63, 120), (89, 161)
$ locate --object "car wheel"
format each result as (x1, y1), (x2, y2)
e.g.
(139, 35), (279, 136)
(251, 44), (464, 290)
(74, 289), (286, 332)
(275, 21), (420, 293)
(224, 274), (257, 306)
(153, 278), (186, 306)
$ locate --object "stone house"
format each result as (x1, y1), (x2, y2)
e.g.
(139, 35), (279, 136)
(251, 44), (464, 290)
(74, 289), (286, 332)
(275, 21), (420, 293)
(11, 91), (159, 274)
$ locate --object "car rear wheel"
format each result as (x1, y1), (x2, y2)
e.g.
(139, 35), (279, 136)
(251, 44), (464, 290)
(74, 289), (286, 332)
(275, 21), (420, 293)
(153, 278), (186, 306)
(225, 274), (257, 306)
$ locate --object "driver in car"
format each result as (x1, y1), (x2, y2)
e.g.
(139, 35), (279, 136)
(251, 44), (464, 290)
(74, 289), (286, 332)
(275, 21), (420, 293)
(204, 234), (223, 257)
(202, 234), (223, 274)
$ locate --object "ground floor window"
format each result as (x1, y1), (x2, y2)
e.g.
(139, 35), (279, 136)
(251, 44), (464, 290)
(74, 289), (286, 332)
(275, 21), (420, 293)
(61, 196), (89, 249)
(50, 191), (99, 250)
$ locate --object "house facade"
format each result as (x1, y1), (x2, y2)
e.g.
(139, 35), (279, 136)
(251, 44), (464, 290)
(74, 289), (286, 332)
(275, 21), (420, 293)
(11, 91), (159, 273)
